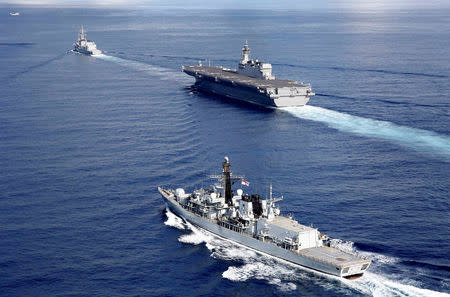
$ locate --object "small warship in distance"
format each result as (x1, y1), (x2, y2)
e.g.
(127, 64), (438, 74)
(159, 157), (371, 278)
(182, 41), (315, 108)
(73, 26), (101, 56)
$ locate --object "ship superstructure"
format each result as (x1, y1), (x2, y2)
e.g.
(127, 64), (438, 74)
(73, 26), (101, 56)
(182, 41), (315, 108)
(159, 157), (371, 278)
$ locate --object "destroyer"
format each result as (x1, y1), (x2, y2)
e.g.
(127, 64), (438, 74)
(159, 157), (371, 278)
(182, 41), (315, 108)
(73, 26), (101, 56)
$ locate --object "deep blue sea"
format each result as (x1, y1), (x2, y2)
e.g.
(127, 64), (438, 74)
(1, 7), (449, 296)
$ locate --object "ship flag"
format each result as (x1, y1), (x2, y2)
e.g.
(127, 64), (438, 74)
(241, 179), (250, 186)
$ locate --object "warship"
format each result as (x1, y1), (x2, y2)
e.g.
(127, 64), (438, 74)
(159, 157), (371, 278)
(73, 26), (101, 56)
(182, 41), (315, 108)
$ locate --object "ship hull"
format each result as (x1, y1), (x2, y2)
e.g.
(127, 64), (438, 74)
(73, 47), (101, 56)
(160, 189), (367, 278)
(194, 78), (310, 108)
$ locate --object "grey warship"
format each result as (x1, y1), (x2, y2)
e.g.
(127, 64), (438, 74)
(159, 157), (371, 278)
(73, 26), (101, 56)
(182, 41), (315, 108)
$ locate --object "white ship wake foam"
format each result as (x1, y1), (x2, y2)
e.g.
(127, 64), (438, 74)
(282, 106), (450, 161)
(164, 209), (450, 296)
(94, 54), (189, 82)
(164, 207), (185, 230)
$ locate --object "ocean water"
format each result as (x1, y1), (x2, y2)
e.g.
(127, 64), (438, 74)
(0, 7), (449, 297)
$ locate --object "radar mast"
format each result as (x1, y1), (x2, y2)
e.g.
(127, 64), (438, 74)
(240, 40), (250, 65)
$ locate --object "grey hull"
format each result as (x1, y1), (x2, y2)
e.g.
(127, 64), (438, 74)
(73, 48), (95, 56)
(163, 192), (350, 277)
(183, 66), (312, 108)
(195, 79), (310, 108)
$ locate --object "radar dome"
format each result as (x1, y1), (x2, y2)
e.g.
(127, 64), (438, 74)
(175, 188), (185, 197)
(210, 192), (217, 199)
(237, 189), (243, 196)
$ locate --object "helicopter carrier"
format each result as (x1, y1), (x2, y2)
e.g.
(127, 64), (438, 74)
(73, 26), (101, 56)
(159, 157), (371, 278)
(182, 41), (315, 108)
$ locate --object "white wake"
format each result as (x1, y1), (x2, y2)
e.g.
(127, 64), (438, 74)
(282, 106), (450, 161)
(164, 209), (450, 296)
(89, 53), (450, 163)
(346, 272), (449, 297)
(94, 54), (188, 81)
(164, 207), (186, 230)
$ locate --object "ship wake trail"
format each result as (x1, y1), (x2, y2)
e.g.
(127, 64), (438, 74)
(282, 106), (450, 161)
(164, 209), (450, 296)
(5, 52), (67, 80)
(348, 272), (450, 297)
(94, 54), (189, 82)
(164, 209), (299, 292)
(331, 239), (450, 297)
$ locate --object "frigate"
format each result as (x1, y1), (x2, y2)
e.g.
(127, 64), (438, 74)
(182, 41), (315, 108)
(73, 26), (101, 56)
(159, 157), (371, 278)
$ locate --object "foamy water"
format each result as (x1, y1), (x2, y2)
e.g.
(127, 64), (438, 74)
(95, 54), (450, 163)
(164, 209), (450, 296)
(282, 106), (450, 161)
(95, 54), (189, 81)
(164, 207), (186, 230)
